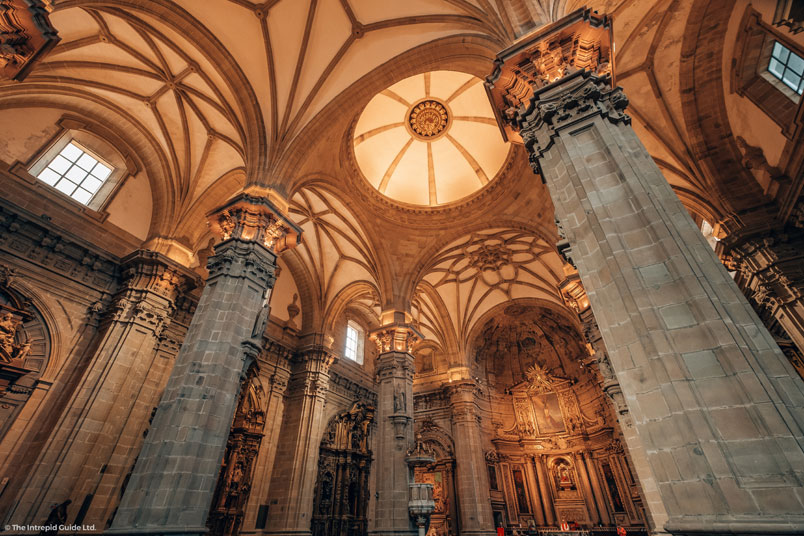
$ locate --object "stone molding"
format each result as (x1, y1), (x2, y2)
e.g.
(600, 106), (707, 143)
(329, 370), (378, 406)
(518, 73), (630, 175)
(0, 203), (118, 291)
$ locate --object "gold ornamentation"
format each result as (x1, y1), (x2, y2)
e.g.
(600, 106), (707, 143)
(408, 100), (449, 138)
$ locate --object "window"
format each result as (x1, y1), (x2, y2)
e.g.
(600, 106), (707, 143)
(732, 8), (804, 137)
(344, 320), (364, 364)
(34, 141), (113, 206)
(769, 41), (804, 94)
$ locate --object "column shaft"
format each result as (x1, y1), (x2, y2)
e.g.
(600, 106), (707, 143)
(583, 452), (611, 526)
(447, 381), (495, 536)
(523, 455), (546, 526)
(519, 72), (804, 533)
(369, 350), (416, 536)
(573, 451), (600, 526)
(6, 251), (194, 528)
(534, 456), (555, 526)
(110, 190), (300, 535)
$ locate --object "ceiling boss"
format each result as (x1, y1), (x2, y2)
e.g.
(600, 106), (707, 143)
(408, 99), (450, 139)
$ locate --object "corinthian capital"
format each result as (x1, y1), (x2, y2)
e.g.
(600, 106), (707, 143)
(207, 186), (302, 254)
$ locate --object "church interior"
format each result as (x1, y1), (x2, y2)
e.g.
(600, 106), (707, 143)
(1, 1), (804, 536)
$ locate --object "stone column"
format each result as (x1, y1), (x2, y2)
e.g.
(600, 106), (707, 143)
(523, 455), (546, 526)
(368, 322), (418, 536)
(582, 452), (611, 526)
(109, 187), (301, 535)
(445, 380), (495, 536)
(242, 342), (292, 534)
(265, 342), (336, 536)
(4, 250), (197, 528)
(487, 10), (804, 534)
(533, 455), (555, 526)
(573, 451), (600, 526)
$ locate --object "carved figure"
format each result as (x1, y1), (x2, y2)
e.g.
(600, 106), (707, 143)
(394, 383), (406, 412)
(251, 289), (271, 338)
(0, 311), (17, 356)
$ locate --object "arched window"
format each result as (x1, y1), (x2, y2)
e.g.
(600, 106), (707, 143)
(344, 320), (364, 364)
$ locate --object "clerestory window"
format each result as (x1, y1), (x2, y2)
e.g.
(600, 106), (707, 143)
(33, 141), (113, 206)
(344, 320), (364, 364)
(768, 41), (804, 94)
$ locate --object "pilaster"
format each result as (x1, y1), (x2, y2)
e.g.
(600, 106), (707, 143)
(109, 188), (301, 536)
(242, 341), (292, 534)
(487, 9), (804, 535)
(264, 342), (336, 536)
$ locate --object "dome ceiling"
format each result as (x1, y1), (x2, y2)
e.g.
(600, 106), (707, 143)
(353, 70), (510, 206)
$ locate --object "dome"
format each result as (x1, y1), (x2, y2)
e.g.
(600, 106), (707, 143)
(353, 71), (510, 206)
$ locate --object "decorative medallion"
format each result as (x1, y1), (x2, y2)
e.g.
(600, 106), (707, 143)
(408, 99), (449, 139)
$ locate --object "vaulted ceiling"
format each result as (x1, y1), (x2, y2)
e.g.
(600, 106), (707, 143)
(0, 0), (789, 348)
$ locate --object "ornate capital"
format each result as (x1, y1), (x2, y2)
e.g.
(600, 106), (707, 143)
(0, 0), (60, 82)
(369, 323), (422, 354)
(485, 8), (612, 143)
(207, 187), (301, 254)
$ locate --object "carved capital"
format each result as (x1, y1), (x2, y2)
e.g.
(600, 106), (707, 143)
(120, 250), (200, 301)
(0, 0), (60, 82)
(369, 323), (422, 354)
(485, 8), (613, 143)
(207, 188), (301, 254)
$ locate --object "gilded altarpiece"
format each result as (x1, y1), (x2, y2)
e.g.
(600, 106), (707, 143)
(207, 370), (266, 536)
(311, 402), (374, 536)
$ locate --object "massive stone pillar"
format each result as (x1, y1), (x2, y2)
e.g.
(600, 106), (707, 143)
(487, 9), (804, 535)
(368, 322), (418, 536)
(264, 342), (336, 536)
(4, 251), (197, 528)
(445, 380), (495, 536)
(109, 187), (300, 535)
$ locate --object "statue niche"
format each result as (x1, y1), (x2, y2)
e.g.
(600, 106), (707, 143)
(312, 401), (375, 536)
(207, 369), (266, 536)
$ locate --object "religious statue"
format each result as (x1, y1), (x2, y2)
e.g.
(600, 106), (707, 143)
(394, 383), (406, 412)
(0, 312), (17, 356)
(0, 311), (29, 364)
(251, 289), (271, 338)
